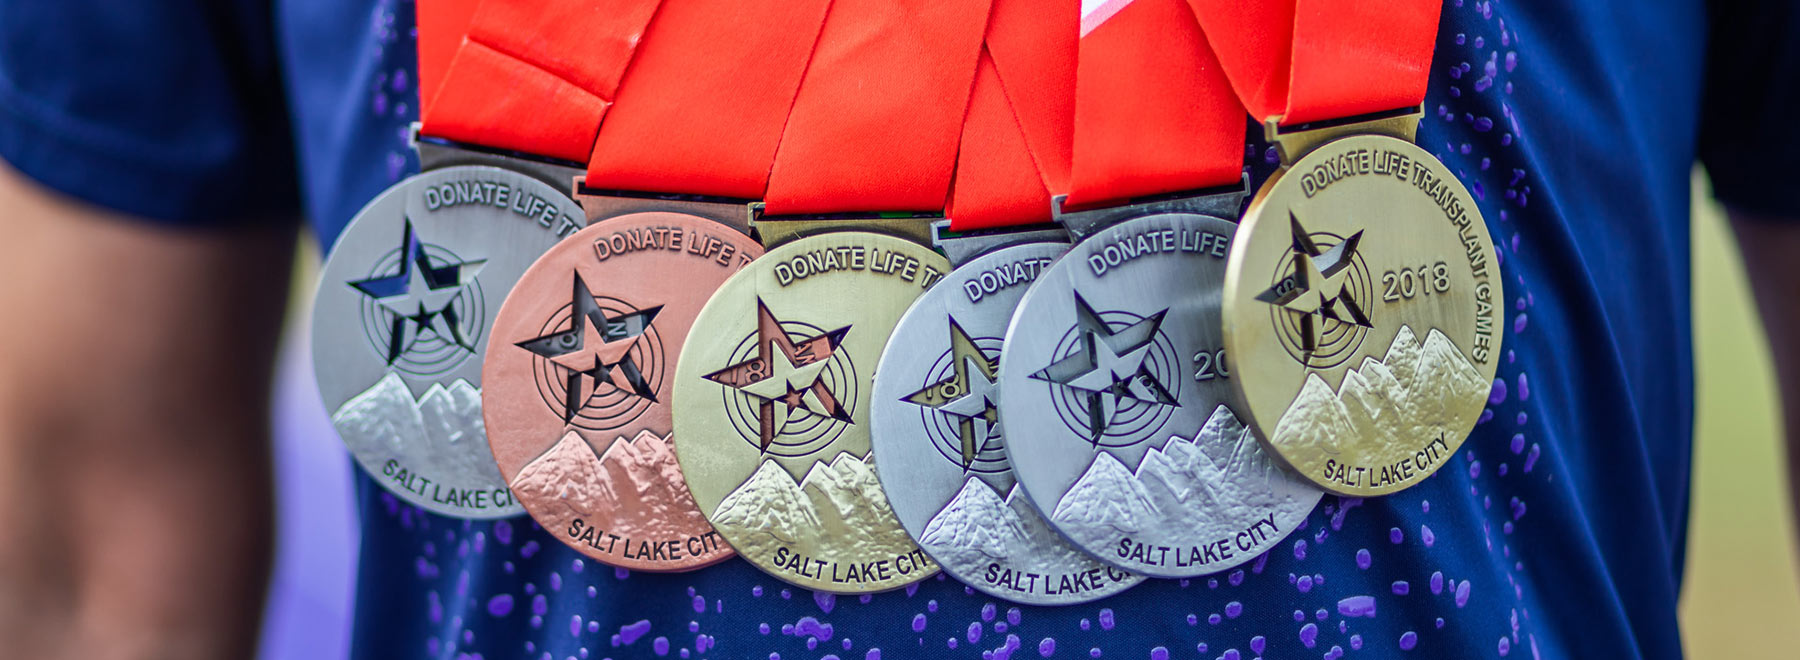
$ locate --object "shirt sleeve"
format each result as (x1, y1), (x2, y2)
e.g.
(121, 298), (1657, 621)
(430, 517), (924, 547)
(1697, 0), (1800, 219)
(0, 1), (299, 226)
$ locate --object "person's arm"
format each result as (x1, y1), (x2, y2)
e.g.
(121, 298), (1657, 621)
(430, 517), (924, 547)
(0, 161), (292, 659)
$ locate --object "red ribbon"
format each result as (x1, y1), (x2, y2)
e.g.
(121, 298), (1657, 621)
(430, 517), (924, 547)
(583, 0), (833, 199)
(1063, 0), (1245, 210)
(419, 0), (665, 163)
(762, 0), (993, 215)
(416, 0), (480, 120)
(1185, 0), (1439, 125)
(945, 0), (1077, 231)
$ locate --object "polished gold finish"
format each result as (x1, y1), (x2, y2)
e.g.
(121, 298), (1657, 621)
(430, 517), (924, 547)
(1223, 133), (1502, 497)
(673, 230), (949, 593)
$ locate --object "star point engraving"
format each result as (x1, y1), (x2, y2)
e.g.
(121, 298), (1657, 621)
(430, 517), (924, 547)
(349, 218), (487, 364)
(902, 318), (1002, 470)
(1256, 212), (1373, 353)
(703, 300), (852, 450)
(1030, 293), (1177, 444)
(514, 272), (661, 422)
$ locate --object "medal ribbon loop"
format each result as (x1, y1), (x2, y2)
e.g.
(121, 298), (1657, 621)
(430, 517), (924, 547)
(583, 0), (834, 199)
(945, 0), (1078, 230)
(761, 0), (994, 215)
(419, 0), (668, 163)
(417, 0), (480, 119)
(1183, 0), (1439, 125)
(1063, 0), (1247, 210)
(418, 0), (834, 200)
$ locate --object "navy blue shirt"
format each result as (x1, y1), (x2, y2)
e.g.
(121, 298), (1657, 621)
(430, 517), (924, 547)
(5, 0), (1796, 658)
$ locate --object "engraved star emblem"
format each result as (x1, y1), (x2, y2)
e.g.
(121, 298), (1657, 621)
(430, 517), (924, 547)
(703, 300), (852, 449)
(902, 318), (1002, 470)
(349, 218), (487, 363)
(1030, 292), (1177, 444)
(514, 272), (662, 422)
(1255, 212), (1373, 353)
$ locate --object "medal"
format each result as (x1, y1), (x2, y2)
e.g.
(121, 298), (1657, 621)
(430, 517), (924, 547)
(483, 209), (758, 569)
(873, 225), (1148, 604)
(673, 0), (990, 593)
(477, 0), (832, 568)
(999, 0), (1320, 579)
(311, 164), (582, 518)
(870, 1), (1142, 605)
(675, 226), (949, 593)
(1192, 0), (1501, 496)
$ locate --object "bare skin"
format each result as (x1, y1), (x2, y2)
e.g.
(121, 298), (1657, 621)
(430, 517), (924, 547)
(0, 162), (292, 659)
(1729, 213), (1800, 574)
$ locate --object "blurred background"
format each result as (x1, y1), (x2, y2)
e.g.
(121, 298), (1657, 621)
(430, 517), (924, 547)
(1681, 173), (1800, 658)
(250, 172), (1800, 659)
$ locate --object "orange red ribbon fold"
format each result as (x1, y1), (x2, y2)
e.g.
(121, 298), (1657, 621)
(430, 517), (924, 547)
(414, 0), (1440, 218)
(1063, 0), (1245, 210)
(761, 0), (992, 215)
(1185, 0), (1439, 124)
(583, 0), (833, 199)
(420, 0), (664, 162)
(945, 0), (1077, 230)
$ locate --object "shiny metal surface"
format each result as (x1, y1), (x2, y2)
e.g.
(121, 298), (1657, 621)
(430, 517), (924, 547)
(312, 166), (583, 518)
(872, 237), (1144, 604)
(1222, 133), (1503, 496)
(484, 212), (759, 570)
(1000, 211), (1321, 578)
(674, 231), (950, 593)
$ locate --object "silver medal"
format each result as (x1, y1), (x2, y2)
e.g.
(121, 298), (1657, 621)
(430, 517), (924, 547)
(998, 197), (1322, 578)
(872, 227), (1143, 605)
(312, 165), (583, 518)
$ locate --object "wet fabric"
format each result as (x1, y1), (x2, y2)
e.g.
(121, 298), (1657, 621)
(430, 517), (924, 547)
(4, 0), (1798, 658)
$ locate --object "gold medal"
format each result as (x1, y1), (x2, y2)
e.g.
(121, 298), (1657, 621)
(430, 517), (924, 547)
(1222, 116), (1503, 496)
(673, 223), (948, 593)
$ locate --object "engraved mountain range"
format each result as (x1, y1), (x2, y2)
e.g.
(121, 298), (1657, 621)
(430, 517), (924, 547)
(919, 478), (1106, 576)
(1270, 325), (1488, 466)
(332, 371), (504, 486)
(1050, 405), (1292, 547)
(711, 452), (923, 564)
(508, 429), (710, 542)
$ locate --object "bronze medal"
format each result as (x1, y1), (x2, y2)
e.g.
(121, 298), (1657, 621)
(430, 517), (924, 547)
(484, 205), (760, 570)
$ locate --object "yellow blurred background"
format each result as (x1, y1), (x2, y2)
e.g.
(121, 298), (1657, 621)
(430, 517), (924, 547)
(1681, 173), (1800, 658)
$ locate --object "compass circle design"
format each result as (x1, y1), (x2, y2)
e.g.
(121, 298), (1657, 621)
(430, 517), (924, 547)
(1043, 310), (1181, 448)
(1265, 231), (1375, 369)
(526, 295), (666, 431)
(716, 320), (858, 457)
(355, 243), (486, 377)
(913, 336), (1009, 474)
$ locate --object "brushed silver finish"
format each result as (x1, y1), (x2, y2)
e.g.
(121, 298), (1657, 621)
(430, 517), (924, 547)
(873, 239), (1144, 605)
(312, 166), (583, 518)
(999, 212), (1322, 578)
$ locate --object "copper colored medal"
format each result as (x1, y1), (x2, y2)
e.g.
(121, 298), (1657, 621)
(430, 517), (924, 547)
(484, 213), (758, 570)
